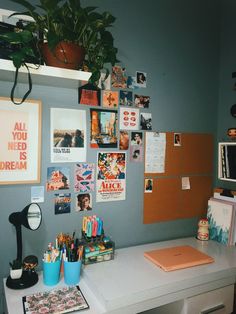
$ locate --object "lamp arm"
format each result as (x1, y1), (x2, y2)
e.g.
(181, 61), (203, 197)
(15, 224), (22, 262)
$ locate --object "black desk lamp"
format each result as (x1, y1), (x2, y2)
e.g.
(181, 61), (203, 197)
(6, 203), (42, 289)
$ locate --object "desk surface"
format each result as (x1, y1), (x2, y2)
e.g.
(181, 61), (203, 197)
(4, 237), (236, 314)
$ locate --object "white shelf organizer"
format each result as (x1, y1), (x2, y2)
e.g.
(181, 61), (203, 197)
(0, 59), (91, 89)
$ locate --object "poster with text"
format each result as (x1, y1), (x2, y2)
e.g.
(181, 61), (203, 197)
(74, 163), (95, 192)
(96, 152), (126, 202)
(119, 107), (139, 130)
(0, 97), (41, 184)
(51, 108), (86, 162)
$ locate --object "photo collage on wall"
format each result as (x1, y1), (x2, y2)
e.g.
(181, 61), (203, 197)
(44, 65), (153, 214)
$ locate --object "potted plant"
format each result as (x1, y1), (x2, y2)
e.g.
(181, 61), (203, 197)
(2, 0), (118, 85)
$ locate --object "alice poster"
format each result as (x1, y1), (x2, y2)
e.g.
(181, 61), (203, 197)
(51, 108), (86, 162)
(0, 97), (41, 185)
(74, 163), (95, 192)
(96, 152), (126, 202)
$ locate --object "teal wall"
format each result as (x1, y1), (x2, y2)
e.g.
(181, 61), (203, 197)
(0, 0), (226, 311)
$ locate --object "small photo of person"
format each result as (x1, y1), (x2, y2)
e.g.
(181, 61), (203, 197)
(144, 179), (153, 193)
(131, 132), (143, 146)
(174, 133), (181, 146)
(75, 193), (92, 211)
(136, 71), (147, 88)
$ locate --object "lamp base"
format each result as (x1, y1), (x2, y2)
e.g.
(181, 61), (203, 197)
(6, 270), (38, 289)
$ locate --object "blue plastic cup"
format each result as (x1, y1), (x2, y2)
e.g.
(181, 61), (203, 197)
(64, 260), (82, 285)
(43, 259), (61, 286)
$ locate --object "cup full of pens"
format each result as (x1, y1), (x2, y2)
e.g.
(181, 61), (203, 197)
(56, 232), (84, 285)
(43, 243), (61, 286)
(63, 241), (83, 285)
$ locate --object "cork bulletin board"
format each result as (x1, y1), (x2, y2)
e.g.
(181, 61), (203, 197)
(143, 132), (213, 224)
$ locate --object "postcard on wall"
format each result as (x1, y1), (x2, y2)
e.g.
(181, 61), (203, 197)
(111, 65), (127, 88)
(96, 152), (126, 202)
(75, 193), (92, 211)
(74, 163), (95, 193)
(46, 166), (70, 191)
(90, 108), (118, 148)
(145, 132), (166, 173)
(140, 112), (152, 130)
(130, 145), (143, 162)
(144, 178), (153, 193)
(119, 130), (129, 150)
(102, 90), (119, 108)
(119, 107), (140, 130)
(0, 97), (41, 185)
(98, 73), (111, 90)
(136, 71), (147, 88)
(54, 193), (71, 215)
(174, 133), (181, 146)
(134, 94), (150, 108)
(31, 186), (44, 203)
(127, 76), (139, 89)
(119, 90), (133, 106)
(51, 108), (86, 163)
(130, 131), (143, 146)
(78, 83), (101, 106)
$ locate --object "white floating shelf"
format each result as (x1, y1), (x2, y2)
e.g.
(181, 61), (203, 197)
(0, 59), (91, 88)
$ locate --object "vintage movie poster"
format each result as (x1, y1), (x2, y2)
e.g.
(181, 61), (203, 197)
(54, 193), (71, 214)
(75, 193), (92, 211)
(51, 108), (86, 162)
(74, 163), (95, 192)
(111, 65), (127, 88)
(119, 90), (133, 106)
(119, 107), (140, 130)
(46, 166), (70, 191)
(102, 90), (119, 108)
(96, 152), (126, 202)
(90, 108), (118, 148)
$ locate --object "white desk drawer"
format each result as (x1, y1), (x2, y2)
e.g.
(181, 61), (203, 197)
(184, 284), (234, 314)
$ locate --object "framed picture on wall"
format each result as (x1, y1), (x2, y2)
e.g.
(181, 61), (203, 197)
(0, 97), (42, 185)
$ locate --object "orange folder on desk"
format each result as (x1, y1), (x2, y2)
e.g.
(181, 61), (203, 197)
(144, 245), (214, 272)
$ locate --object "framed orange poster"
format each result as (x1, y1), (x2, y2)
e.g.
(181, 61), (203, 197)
(0, 97), (41, 185)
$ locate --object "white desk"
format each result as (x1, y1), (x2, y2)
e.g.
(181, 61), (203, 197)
(4, 237), (236, 314)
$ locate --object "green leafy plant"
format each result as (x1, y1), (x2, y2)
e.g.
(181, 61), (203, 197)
(3, 0), (119, 84)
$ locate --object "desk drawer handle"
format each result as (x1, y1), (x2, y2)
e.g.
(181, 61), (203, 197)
(201, 303), (225, 314)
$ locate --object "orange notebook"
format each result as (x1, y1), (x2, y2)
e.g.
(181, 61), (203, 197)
(144, 245), (214, 272)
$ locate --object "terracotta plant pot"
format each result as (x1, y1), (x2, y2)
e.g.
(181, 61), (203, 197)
(41, 41), (85, 70)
